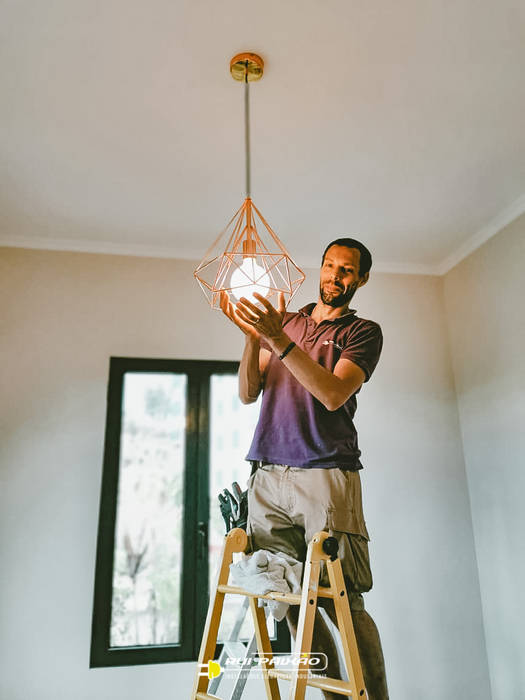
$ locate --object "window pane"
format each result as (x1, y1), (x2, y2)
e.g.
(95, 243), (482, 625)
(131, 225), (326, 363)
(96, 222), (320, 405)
(110, 372), (186, 647)
(209, 374), (267, 642)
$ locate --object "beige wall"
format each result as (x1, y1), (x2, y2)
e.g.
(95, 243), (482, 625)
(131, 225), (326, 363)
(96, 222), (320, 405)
(443, 214), (525, 700)
(0, 247), (490, 699)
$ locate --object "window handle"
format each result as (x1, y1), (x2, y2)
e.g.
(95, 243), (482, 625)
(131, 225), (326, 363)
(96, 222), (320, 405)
(197, 521), (208, 560)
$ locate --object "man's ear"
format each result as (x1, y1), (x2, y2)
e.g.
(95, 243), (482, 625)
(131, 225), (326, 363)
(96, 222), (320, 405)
(358, 271), (369, 288)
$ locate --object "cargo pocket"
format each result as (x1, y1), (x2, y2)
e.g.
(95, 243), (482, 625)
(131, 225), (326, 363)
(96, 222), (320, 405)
(327, 506), (369, 541)
(326, 509), (373, 594)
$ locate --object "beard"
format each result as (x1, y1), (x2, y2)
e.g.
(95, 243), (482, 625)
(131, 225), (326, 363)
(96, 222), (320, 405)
(319, 281), (358, 308)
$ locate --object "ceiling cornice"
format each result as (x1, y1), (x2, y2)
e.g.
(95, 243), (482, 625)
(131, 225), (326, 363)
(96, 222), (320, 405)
(0, 235), (201, 261)
(434, 192), (525, 276)
(2, 192), (524, 276)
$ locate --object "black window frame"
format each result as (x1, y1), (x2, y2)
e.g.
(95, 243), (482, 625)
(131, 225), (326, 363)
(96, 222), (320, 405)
(90, 356), (289, 668)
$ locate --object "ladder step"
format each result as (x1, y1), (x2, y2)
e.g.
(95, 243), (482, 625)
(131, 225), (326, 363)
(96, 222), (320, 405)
(195, 693), (222, 700)
(267, 668), (361, 696)
(217, 583), (335, 603)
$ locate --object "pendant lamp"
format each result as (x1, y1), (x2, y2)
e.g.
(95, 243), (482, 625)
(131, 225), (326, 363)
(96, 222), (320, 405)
(194, 53), (305, 308)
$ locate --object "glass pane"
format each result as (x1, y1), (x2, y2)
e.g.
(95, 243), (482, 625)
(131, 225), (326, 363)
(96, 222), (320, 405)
(110, 372), (186, 647)
(209, 374), (275, 642)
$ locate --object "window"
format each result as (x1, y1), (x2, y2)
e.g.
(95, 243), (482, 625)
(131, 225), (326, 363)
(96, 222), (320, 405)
(90, 357), (289, 667)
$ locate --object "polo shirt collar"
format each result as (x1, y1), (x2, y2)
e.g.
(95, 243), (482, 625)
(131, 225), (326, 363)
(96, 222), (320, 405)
(298, 303), (357, 323)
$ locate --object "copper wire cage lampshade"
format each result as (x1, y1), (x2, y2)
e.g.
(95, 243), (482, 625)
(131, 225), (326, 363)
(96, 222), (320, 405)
(194, 53), (305, 309)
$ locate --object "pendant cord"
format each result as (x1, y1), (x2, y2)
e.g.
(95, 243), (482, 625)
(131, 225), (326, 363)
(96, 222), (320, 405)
(244, 64), (251, 199)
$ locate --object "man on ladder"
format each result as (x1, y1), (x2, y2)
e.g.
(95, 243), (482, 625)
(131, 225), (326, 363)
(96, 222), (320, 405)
(220, 238), (389, 700)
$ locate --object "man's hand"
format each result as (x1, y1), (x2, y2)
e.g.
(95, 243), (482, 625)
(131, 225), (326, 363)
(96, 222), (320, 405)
(222, 290), (274, 404)
(219, 290), (259, 339)
(234, 292), (287, 345)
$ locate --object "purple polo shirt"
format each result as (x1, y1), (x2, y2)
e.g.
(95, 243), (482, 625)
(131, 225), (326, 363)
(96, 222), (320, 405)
(245, 303), (383, 470)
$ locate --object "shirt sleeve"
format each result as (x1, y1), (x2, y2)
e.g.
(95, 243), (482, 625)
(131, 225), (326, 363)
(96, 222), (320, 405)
(340, 320), (383, 382)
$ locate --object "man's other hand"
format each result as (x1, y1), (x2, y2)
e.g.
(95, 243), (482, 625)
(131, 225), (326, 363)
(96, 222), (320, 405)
(235, 292), (286, 342)
(219, 290), (260, 339)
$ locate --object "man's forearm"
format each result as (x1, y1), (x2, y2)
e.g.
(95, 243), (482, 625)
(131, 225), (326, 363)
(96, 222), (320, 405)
(232, 292), (363, 410)
(266, 332), (359, 411)
(239, 336), (263, 404)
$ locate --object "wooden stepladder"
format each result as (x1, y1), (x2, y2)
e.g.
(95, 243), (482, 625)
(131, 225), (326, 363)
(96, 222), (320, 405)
(191, 528), (367, 699)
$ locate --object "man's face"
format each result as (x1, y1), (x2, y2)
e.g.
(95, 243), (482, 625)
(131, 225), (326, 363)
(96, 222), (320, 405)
(319, 245), (368, 308)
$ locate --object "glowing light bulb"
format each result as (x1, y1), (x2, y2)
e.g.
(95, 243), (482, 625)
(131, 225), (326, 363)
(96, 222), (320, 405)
(230, 258), (270, 302)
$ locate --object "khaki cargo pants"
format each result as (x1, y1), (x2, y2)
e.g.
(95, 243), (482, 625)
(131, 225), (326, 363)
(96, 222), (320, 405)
(246, 464), (373, 611)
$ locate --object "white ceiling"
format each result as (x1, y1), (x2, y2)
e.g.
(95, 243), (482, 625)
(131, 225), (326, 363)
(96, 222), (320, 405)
(2, 0), (524, 274)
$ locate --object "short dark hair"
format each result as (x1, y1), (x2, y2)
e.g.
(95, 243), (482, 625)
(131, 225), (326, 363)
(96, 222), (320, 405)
(321, 238), (372, 277)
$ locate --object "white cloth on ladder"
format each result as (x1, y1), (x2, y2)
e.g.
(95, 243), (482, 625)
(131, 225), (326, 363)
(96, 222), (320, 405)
(229, 549), (303, 621)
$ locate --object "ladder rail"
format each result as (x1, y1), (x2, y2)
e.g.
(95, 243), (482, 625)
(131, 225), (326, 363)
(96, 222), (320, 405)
(249, 597), (282, 699)
(326, 557), (366, 697)
(191, 529), (248, 699)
